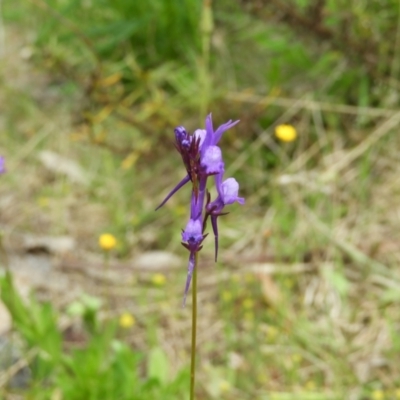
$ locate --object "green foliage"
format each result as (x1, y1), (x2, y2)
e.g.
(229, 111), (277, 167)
(0, 273), (188, 399)
(31, 0), (201, 67)
(0, 272), (62, 380)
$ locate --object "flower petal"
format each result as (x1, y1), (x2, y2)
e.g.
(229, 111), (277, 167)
(203, 113), (214, 151)
(222, 177), (245, 205)
(213, 119), (240, 145)
(194, 129), (206, 147)
(182, 218), (203, 245)
(155, 174), (190, 210)
(211, 215), (219, 262)
(174, 126), (187, 143)
(201, 146), (224, 175)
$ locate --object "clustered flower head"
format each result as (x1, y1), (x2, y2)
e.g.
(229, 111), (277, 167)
(156, 114), (244, 305)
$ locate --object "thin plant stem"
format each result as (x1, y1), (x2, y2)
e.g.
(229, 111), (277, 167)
(190, 252), (199, 400)
(0, 232), (9, 273)
(199, 0), (213, 120)
(104, 250), (110, 310)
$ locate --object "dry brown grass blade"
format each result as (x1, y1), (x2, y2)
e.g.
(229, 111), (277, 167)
(226, 95), (306, 176)
(321, 111), (400, 178)
(299, 204), (399, 282)
(226, 91), (398, 117)
(0, 348), (37, 389)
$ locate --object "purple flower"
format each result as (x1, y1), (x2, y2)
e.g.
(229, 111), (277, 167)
(181, 218), (204, 249)
(156, 114), (239, 210)
(181, 218), (207, 305)
(206, 178), (245, 261)
(156, 114), (243, 305)
(0, 157), (5, 175)
(202, 114), (239, 153)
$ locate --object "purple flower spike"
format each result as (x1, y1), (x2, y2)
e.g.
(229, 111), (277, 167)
(156, 115), (243, 303)
(0, 157), (5, 175)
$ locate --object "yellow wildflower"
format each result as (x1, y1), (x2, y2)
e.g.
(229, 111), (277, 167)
(37, 197), (49, 208)
(222, 291), (233, 302)
(395, 389), (400, 399)
(275, 124), (297, 142)
(291, 353), (302, 364)
(266, 326), (278, 341)
(372, 390), (384, 400)
(219, 380), (231, 393)
(243, 298), (254, 309)
(231, 273), (240, 282)
(244, 312), (254, 321)
(152, 273), (166, 286)
(121, 152), (139, 170)
(99, 233), (117, 251)
(119, 312), (135, 328)
(305, 380), (316, 391)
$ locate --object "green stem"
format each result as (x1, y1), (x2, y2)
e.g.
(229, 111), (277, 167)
(0, 231), (10, 272)
(199, 0), (213, 120)
(104, 250), (110, 311)
(190, 252), (199, 400)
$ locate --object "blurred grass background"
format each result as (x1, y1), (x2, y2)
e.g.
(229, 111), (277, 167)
(1, 0), (400, 399)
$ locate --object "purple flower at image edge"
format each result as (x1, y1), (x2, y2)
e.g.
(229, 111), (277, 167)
(0, 157), (5, 174)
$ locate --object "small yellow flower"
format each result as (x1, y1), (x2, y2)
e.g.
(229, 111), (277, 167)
(266, 326), (278, 341)
(231, 273), (240, 282)
(291, 353), (302, 364)
(37, 197), (50, 208)
(219, 380), (231, 393)
(119, 312), (135, 328)
(275, 124), (297, 142)
(257, 373), (267, 383)
(371, 390), (385, 400)
(395, 388), (400, 399)
(244, 312), (254, 321)
(152, 273), (166, 286)
(283, 278), (294, 289)
(305, 380), (316, 391)
(243, 298), (254, 309)
(121, 152), (139, 170)
(99, 233), (117, 251)
(222, 291), (233, 302)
